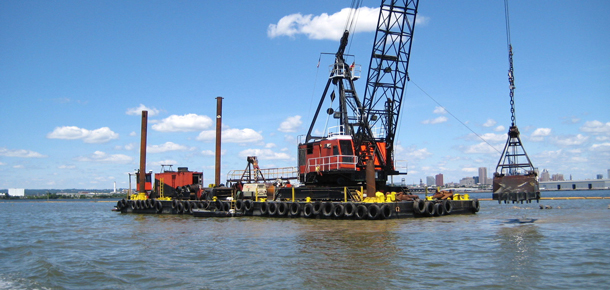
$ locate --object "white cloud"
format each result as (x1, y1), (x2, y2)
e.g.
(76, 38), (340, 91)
(152, 114), (213, 132)
(197, 128), (263, 143)
(494, 125), (506, 132)
(590, 143), (610, 152)
(422, 116), (448, 124)
(433, 107), (447, 114)
(483, 119), (496, 127)
(0, 147), (47, 158)
(129, 131), (137, 136)
(405, 148), (432, 160)
(149, 160), (178, 167)
(553, 134), (589, 146)
(461, 167), (478, 173)
(147, 142), (194, 153)
(265, 143), (277, 148)
(269, 7), (428, 41)
(126, 104), (160, 116)
(268, 7), (379, 40)
(76, 151), (133, 164)
(531, 128), (552, 141)
(580, 120), (610, 135)
(464, 142), (502, 154)
(58, 165), (76, 169)
(115, 143), (136, 151)
(201, 150), (215, 156)
(479, 133), (506, 143)
(595, 136), (610, 141)
(13, 165), (24, 169)
(238, 148), (291, 160)
(47, 126), (119, 143)
(278, 115), (302, 133)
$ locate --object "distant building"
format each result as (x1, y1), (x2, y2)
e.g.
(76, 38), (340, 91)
(478, 167), (488, 185)
(608, 169), (610, 179)
(435, 173), (444, 187)
(426, 176), (435, 186)
(540, 169), (550, 182)
(597, 174), (604, 180)
(8, 188), (25, 197)
(551, 173), (564, 181)
(541, 179), (610, 190)
(459, 177), (475, 187)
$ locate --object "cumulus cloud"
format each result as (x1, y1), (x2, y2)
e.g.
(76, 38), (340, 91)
(552, 134), (589, 146)
(152, 114), (213, 132)
(483, 119), (496, 127)
(531, 128), (552, 141)
(268, 7), (380, 40)
(75, 151), (133, 164)
(115, 143), (136, 151)
(278, 115), (303, 133)
(0, 147), (47, 158)
(269, 7), (428, 41)
(47, 126), (119, 143)
(461, 167), (478, 173)
(580, 120), (610, 135)
(422, 116), (448, 125)
(197, 128), (263, 143)
(238, 148), (291, 160)
(464, 142), (502, 154)
(405, 147), (432, 160)
(147, 142), (195, 153)
(149, 160), (178, 167)
(478, 133), (506, 143)
(201, 150), (215, 156)
(494, 125), (506, 132)
(433, 107), (447, 114)
(126, 104), (160, 116)
(590, 143), (610, 151)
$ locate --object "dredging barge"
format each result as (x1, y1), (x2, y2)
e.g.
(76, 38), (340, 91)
(114, 0), (482, 219)
(115, 191), (480, 219)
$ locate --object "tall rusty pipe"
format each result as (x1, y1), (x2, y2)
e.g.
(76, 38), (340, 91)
(366, 156), (376, 197)
(138, 110), (148, 193)
(215, 97), (223, 187)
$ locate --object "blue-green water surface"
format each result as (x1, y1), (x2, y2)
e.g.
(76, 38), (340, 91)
(1, 190), (609, 289)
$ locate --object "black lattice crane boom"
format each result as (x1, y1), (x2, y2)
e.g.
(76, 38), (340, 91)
(299, 0), (419, 193)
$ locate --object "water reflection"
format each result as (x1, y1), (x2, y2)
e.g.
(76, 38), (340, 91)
(291, 219), (403, 288)
(493, 224), (544, 287)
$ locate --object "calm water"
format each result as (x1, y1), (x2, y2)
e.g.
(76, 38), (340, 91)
(1, 190), (609, 289)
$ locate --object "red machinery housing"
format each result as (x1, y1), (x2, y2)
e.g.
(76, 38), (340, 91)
(298, 135), (390, 186)
(151, 166), (203, 200)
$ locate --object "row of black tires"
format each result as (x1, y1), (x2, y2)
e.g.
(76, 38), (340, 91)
(116, 198), (481, 218)
(411, 199), (480, 216)
(116, 199), (164, 213)
(255, 201), (394, 220)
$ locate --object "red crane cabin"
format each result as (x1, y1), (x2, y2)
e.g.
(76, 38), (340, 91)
(299, 135), (389, 178)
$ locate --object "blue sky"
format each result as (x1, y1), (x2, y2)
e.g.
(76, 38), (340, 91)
(1, 0), (608, 189)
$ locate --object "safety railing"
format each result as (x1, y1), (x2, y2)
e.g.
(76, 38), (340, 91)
(329, 63), (361, 80)
(305, 155), (357, 174)
(226, 166), (298, 183)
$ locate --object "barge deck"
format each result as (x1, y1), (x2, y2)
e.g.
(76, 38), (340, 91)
(115, 198), (480, 219)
